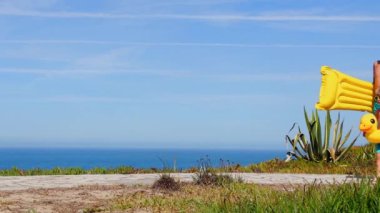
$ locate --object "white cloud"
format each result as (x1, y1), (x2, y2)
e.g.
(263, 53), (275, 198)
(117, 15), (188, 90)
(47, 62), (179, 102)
(204, 72), (318, 81)
(111, 0), (244, 8)
(0, 67), (192, 78)
(156, 94), (296, 104)
(0, 67), (318, 82)
(2, 40), (380, 49)
(0, 9), (380, 22)
(0, 0), (58, 11)
(73, 47), (133, 69)
(8, 93), (295, 105)
(39, 96), (135, 103)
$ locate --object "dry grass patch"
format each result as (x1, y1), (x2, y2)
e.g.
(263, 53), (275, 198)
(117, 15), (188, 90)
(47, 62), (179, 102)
(152, 174), (180, 191)
(111, 183), (281, 212)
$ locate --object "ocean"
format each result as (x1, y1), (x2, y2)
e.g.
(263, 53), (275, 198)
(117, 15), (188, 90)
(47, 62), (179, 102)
(0, 148), (285, 170)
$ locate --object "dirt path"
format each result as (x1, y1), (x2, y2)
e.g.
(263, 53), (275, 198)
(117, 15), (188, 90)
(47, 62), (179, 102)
(0, 173), (361, 191)
(0, 184), (145, 213)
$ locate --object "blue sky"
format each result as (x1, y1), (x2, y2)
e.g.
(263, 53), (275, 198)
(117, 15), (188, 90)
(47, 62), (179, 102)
(0, 0), (379, 149)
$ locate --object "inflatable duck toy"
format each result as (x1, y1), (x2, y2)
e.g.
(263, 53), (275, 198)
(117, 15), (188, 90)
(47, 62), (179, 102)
(359, 113), (380, 143)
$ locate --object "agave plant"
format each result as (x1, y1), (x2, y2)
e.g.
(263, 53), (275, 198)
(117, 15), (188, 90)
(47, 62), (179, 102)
(286, 108), (359, 163)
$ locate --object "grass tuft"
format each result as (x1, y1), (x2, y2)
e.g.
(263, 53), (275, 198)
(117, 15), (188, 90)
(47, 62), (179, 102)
(193, 156), (239, 186)
(194, 172), (235, 186)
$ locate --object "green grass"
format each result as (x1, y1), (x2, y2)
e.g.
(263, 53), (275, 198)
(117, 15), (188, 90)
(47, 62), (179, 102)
(0, 166), (147, 176)
(109, 180), (380, 212)
(247, 145), (376, 175)
(207, 181), (380, 213)
(247, 157), (374, 175)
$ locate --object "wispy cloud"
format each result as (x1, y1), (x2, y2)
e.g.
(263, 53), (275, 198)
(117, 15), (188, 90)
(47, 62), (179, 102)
(1, 10), (380, 22)
(38, 96), (136, 103)
(11, 93), (295, 104)
(0, 0), (58, 11)
(160, 94), (296, 104)
(0, 67), (191, 77)
(205, 73), (318, 81)
(0, 67), (318, 82)
(1, 40), (380, 49)
(0, 95), (140, 104)
(72, 47), (134, 70)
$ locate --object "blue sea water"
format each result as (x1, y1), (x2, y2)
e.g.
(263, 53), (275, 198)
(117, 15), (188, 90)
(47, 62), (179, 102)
(0, 148), (285, 170)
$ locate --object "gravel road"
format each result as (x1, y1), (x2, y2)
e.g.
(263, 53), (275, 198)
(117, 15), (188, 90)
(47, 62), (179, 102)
(0, 173), (364, 191)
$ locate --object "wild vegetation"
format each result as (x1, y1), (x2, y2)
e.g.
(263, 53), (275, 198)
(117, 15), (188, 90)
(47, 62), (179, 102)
(0, 166), (139, 176)
(286, 109), (359, 163)
(152, 174), (181, 191)
(248, 145), (376, 175)
(193, 157), (240, 186)
(109, 179), (380, 212)
(107, 145), (378, 212)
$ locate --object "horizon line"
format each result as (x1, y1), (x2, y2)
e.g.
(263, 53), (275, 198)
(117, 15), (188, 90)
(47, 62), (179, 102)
(0, 146), (285, 150)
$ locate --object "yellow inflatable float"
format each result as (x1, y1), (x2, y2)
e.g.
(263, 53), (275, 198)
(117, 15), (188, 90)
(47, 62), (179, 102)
(315, 65), (380, 143)
(315, 66), (373, 112)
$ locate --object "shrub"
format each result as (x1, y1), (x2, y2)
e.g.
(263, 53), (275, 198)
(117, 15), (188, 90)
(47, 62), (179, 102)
(286, 108), (359, 162)
(193, 157), (237, 186)
(152, 174), (180, 191)
(194, 172), (235, 186)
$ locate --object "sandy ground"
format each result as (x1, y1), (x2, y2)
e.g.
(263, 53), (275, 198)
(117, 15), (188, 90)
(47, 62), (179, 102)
(0, 173), (363, 212)
(0, 184), (146, 213)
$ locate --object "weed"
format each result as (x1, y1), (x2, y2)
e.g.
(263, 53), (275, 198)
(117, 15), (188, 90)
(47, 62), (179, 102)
(193, 157), (237, 186)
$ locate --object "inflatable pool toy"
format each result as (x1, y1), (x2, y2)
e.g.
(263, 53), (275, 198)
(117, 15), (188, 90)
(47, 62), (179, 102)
(359, 113), (380, 143)
(315, 62), (380, 176)
(315, 66), (373, 112)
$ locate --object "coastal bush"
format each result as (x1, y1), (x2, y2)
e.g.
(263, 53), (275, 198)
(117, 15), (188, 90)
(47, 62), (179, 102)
(351, 144), (376, 162)
(193, 157), (237, 186)
(158, 157), (178, 173)
(286, 109), (359, 163)
(112, 166), (135, 174)
(219, 159), (241, 172)
(152, 174), (180, 191)
(248, 156), (375, 175)
(194, 172), (235, 186)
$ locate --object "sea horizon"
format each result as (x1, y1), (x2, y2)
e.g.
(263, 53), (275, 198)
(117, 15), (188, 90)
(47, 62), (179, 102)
(0, 147), (286, 170)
